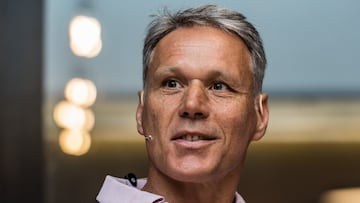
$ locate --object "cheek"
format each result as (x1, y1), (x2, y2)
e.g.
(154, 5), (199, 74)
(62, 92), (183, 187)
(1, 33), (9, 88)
(222, 108), (255, 162)
(216, 100), (248, 122)
(142, 95), (177, 135)
(142, 103), (160, 134)
(217, 100), (257, 140)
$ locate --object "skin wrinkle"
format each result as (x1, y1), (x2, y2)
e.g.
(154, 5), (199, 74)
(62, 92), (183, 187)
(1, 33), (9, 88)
(136, 25), (269, 203)
(148, 27), (253, 93)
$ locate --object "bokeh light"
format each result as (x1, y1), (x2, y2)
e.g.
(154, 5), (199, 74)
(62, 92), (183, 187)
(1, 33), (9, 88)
(69, 15), (102, 58)
(64, 78), (97, 107)
(58, 129), (91, 156)
(53, 100), (95, 130)
(320, 187), (360, 203)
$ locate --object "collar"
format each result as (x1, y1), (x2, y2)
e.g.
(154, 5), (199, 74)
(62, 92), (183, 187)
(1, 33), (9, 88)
(97, 175), (246, 203)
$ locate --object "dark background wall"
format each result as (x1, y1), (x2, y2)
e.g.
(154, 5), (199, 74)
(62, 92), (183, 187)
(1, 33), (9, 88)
(0, 0), (43, 202)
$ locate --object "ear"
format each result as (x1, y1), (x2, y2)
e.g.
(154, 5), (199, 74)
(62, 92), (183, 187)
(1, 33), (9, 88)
(252, 93), (269, 141)
(136, 90), (145, 135)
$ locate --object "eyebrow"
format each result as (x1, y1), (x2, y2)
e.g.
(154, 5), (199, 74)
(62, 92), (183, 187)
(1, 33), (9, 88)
(157, 66), (235, 81)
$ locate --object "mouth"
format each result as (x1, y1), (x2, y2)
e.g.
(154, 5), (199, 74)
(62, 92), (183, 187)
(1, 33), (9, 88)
(171, 132), (218, 142)
(171, 132), (218, 149)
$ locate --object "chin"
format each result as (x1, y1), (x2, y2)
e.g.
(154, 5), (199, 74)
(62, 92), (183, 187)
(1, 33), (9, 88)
(166, 163), (220, 183)
(171, 172), (213, 183)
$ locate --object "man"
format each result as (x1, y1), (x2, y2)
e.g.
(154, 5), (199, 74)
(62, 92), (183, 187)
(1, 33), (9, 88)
(97, 4), (269, 203)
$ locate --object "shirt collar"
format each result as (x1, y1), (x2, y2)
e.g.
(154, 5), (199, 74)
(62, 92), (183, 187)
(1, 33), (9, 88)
(97, 175), (246, 203)
(97, 175), (164, 203)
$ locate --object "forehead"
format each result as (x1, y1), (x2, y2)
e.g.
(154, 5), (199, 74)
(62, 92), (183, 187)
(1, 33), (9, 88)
(148, 26), (252, 83)
(152, 26), (251, 67)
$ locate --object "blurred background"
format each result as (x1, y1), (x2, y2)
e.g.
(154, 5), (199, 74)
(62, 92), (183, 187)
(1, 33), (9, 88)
(1, 0), (360, 203)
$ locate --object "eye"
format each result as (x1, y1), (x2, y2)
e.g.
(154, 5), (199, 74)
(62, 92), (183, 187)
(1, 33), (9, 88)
(211, 82), (228, 91)
(164, 79), (181, 88)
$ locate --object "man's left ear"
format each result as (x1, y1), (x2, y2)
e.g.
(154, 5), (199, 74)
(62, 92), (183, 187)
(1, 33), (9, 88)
(136, 91), (145, 135)
(252, 94), (269, 141)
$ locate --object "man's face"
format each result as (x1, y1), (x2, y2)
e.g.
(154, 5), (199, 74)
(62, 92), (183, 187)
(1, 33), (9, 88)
(137, 26), (268, 183)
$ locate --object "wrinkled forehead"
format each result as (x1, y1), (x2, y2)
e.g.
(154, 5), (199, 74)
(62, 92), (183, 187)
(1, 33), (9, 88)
(149, 26), (252, 75)
(144, 26), (254, 92)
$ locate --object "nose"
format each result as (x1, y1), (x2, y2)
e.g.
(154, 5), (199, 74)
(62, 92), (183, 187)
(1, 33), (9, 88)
(178, 82), (209, 119)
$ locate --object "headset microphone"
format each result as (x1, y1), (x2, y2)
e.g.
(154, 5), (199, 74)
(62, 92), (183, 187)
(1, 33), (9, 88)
(124, 173), (137, 187)
(144, 134), (153, 141)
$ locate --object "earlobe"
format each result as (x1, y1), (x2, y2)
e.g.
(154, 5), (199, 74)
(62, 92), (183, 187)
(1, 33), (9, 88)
(136, 91), (145, 135)
(252, 93), (269, 141)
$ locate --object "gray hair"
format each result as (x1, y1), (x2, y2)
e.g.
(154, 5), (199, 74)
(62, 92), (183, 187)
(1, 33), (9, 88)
(143, 4), (266, 95)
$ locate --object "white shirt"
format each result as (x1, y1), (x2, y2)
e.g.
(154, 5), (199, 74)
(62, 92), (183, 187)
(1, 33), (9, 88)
(97, 175), (246, 203)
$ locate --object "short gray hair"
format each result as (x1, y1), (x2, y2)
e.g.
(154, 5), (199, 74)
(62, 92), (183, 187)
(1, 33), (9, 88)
(143, 4), (266, 95)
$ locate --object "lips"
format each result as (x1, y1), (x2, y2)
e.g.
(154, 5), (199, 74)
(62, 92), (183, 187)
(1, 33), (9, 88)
(171, 131), (218, 142)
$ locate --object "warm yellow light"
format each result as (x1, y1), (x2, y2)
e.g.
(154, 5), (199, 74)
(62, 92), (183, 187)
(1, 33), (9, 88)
(64, 78), (97, 107)
(53, 100), (95, 130)
(69, 15), (102, 58)
(58, 129), (91, 156)
(321, 188), (360, 203)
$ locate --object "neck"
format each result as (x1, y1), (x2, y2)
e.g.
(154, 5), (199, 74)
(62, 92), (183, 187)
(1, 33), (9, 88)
(142, 165), (241, 203)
